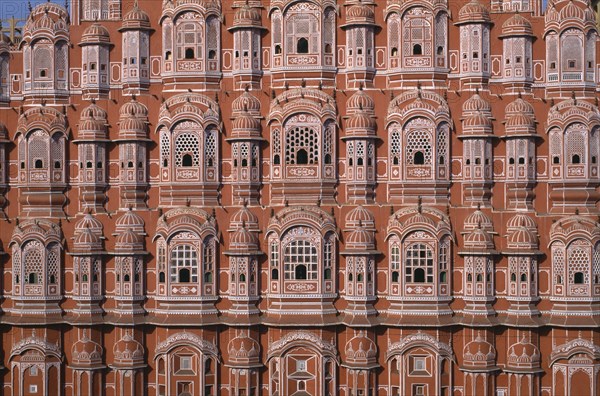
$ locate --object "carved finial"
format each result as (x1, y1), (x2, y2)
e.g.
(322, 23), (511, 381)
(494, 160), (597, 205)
(477, 202), (481, 210)
(390, 90), (394, 100)
(186, 198), (191, 207)
(575, 208), (579, 215)
(359, 83), (364, 91)
(301, 79), (306, 88)
(212, 207), (216, 218)
(571, 91), (577, 105)
(28, 1), (33, 12)
(284, 82), (289, 91)
(245, 85), (250, 92)
(318, 81), (323, 91)
(214, 91), (219, 103)
(330, 206), (334, 216)
(317, 199), (321, 207)
(475, 87), (479, 95)
(390, 205), (394, 216)
(550, 98), (555, 107)
(518, 91), (522, 99)
(417, 196), (422, 213)
(284, 199), (289, 207)
(270, 208), (274, 218)
(271, 89), (276, 99)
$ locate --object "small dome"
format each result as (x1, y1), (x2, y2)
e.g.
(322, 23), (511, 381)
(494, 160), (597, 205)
(232, 112), (261, 134)
(121, 1), (151, 30)
(228, 334), (260, 365)
(507, 226), (539, 251)
(345, 206), (375, 230)
(115, 228), (145, 253)
(463, 94), (492, 114)
(404, 211), (436, 228)
(113, 330), (145, 368)
(463, 227), (495, 251)
(72, 330), (103, 367)
(78, 103), (108, 140)
(462, 111), (493, 133)
(233, 3), (262, 28)
(345, 331), (377, 366)
(229, 226), (260, 252)
(74, 213), (104, 235)
(506, 214), (537, 233)
(115, 208), (145, 234)
(119, 98), (148, 119)
(457, 0), (491, 24)
(346, 227), (375, 251)
(463, 334), (496, 368)
(505, 97), (534, 115)
(507, 337), (541, 369)
(230, 206), (259, 231)
(81, 23), (111, 44)
(118, 116), (148, 139)
(347, 88), (375, 113)
(501, 13), (534, 37)
(74, 227), (103, 253)
(232, 90), (261, 115)
(346, 4), (375, 25)
(545, 0), (596, 31)
(346, 111), (376, 133)
(464, 209), (494, 232)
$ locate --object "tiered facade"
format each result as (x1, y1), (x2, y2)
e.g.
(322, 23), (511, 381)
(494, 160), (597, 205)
(0, 0), (599, 395)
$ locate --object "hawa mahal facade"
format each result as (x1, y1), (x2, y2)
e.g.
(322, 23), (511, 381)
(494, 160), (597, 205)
(0, 0), (599, 395)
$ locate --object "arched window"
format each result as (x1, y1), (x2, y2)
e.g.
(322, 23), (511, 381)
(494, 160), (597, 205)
(574, 272), (585, 284)
(414, 151), (425, 165)
(297, 38), (309, 54)
(405, 243), (434, 283)
(285, 118), (320, 165)
(413, 44), (423, 55)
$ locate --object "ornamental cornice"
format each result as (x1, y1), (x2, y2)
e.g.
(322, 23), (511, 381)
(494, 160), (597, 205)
(267, 331), (338, 358)
(386, 332), (454, 360)
(549, 338), (600, 365)
(154, 332), (219, 357)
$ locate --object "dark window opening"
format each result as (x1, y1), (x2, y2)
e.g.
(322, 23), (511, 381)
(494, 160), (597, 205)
(325, 154), (332, 164)
(439, 271), (447, 283)
(40, 70), (47, 77)
(392, 271), (399, 283)
(50, 275), (56, 284)
(357, 157), (364, 166)
(239, 273), (246, 282)
(297, 38), (309, 54)
(324, 268), (332, 280)
(473, 52), (479, 59)
(128, 161), (134, 168)
(509, 157), (515, 165)
(82, 274), (88, 282)
(475, 158), (481, 165)
(413, 44), (422, 55)
(185, 48), (195, 59)
(437, 46), (444, 55)
(179, 268), (190, 283)
(511, 273), (517, 282)
(234, 159), (238, 167)
(476, 274), (483, 282)
(414, 268), (425, 283)
(86, 161), (93, 168)
(242, 158), (248, 167)
(274, 154), (281, 165)
(574, 272), (585, 284)
(165, 51), (172, 60)
(348, 273), (353, 282)
(553, 156), (560, 164)
(159, 272), (165, 282)
(163, 159), (168, 167)
(97, 162), (103, 168)
(204, 272), (213, 283)
(295, 264), (307, 280)
(521, 273), (527, 282)
(413, 151), (425, 165)
(593, 156), (597, 164)
(572, 154), (581, 164)
(124, 274), (130, 282)
(35, 159), (43, 169)
(393, 157), (399, 165)
(182, 154), (193, 167)
(439, 156), (445, 165)
(518, 157), (525, 165)
(275, 45), (282, 54)
(207, 158), (213, 167)
(296, 149), (309, 165)
(28, 273), (38, 284)
(208, 50), (217, 59)
(391, 47), (398, 57)
(54, 161), (61, 169)
(271, 268), (279, 280)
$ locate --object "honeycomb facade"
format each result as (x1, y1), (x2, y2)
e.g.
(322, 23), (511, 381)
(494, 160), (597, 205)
(0, 0), (599, 395)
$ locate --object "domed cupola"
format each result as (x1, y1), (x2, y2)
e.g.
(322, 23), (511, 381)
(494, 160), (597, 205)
(228, 223), (260, 253)
(227, 333), (261, 366)
(500, 13), (534, 38)
(545, 0), (596, 34)
(462, 225), (496, 253)
(457, 0), (491, 25)
(344, 330), (378, 368)
(345, 223), (376, 252)
(463, 206), (494, 232)
(462, 332), (497, 369)
(232, 88), (262, 116)
(232, 2), (263, 30)
(118, 97), (150, 141)
(71, 329), (103, 368)
(345, 205), (375, 230)
(111, 329), (145, 369)
(120, 0), (151, 31)
(115, 208), (146, 235)
(347, 87), (375, 113)
(115, 228), (145, 253)
(506, 337), (541, 370)
(77, 102), (109, 141)
(344, 3), (376, 27)
(503, 95), (536, 136)
(229, 203), (260, 231)
(81, 23), (111, 45)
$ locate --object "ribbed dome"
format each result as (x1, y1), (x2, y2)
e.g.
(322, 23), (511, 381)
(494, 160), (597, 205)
(72, 330), (103, 367)
(115, 209), (145, 234)
(507, 337), (541, 369)
(463, 94), (492, 114)
(78, 103), (108, 140)
(232, 90), (261, 115)
(228, 334), (260, 365)
(119, 98), (148, 119)
(507, 226), (539, 250)
(232, 111), (261, 134)
(81, 23), (111, 44)
(506, 214), (537, 233)
(346, 227), (375, 251)
(345, 331), (377, 366)
(115, 228), (144, 252)
(347, 88), (375, 112)
(229, 225), (260, 252)
(404, 212), (436, 228)
(232, 3), (262, 29)
(463, 334), (496, 368)
(230, 206), (259, 231)
(346, 111), (376, 133)
(23, 3), (69, 38)
(545, 0), (596, 31)
(501, 13), (534, 37)
(121, 1), (151, 30)
(464, 209), (494, 232)
(346, 3), (375, 25)
(345, 206), (375, 230)
(113, 330), (145, 367)
(462, 111), (493, 134)
(457, 0), (491, 24)
(463, 227), (495, 251)
(505, 97), (534, 115)
(74, 227), (103, 252)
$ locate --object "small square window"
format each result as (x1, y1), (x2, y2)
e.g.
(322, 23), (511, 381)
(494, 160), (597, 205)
(29, 385), (38, 393)
(516, 56), (522, 63)
(568, 60), (576, 68)
(414, 357), (426, 371)
(180, 356), (192, 370)
(296, 360), (307, 372)
(413, 384), (426, 396)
